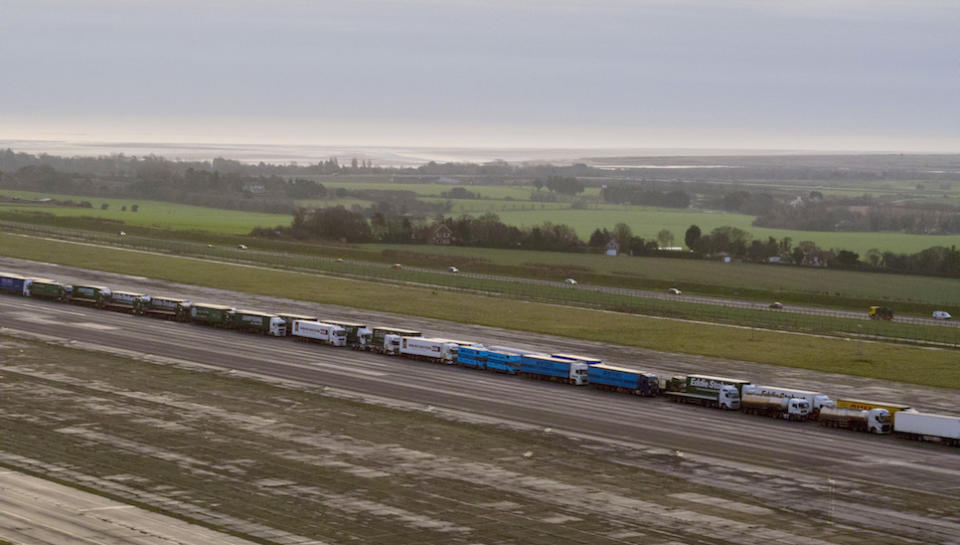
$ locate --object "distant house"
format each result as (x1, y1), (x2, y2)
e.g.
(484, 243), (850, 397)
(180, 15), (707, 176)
(605, 240), (620, 256)
(243, 183), (266, 194)
(789, 196), (805, 208)
(802, 248), (834, 267)
(427, 223), (453, 245)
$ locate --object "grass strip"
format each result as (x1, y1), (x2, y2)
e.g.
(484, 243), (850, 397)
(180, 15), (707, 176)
(1, 231), (958, 389)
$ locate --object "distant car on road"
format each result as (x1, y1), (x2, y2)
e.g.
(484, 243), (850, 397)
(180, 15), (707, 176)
(769, 302), (783, 309)
(668, 287), (682, 295)
(237, 244), (248, 250)
(448, 266), (459, 273)
(393, 263), (403, 269)
(932, 310), (952, 320)
(564, 278), (577, 285)
(336, 258), (344, 263)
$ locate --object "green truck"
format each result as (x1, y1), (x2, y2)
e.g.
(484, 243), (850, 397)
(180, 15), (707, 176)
(26, 279), (67, 301)
(102, 290), (144, 313)
(133, 295), (192, 321)
(66, 284), (111, 308)
(189, 303), (236, 328)
(662, 374), (751, 410)
(233, 310), (287, 336)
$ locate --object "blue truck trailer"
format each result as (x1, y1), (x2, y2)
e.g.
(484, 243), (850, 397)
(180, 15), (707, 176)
(588, 364), (659, 397)
(0, 273), (28, 295)
(457, 345), (487, 370)
(484, 350), (523, 374)
(520, 354), (589, 385)
(552, 353), (602, 366)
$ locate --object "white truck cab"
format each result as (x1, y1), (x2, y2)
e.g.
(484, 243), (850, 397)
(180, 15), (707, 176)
(720, 385), (741, 410)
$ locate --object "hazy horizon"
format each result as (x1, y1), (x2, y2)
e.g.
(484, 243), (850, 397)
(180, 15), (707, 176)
(3, 1), (959, 153)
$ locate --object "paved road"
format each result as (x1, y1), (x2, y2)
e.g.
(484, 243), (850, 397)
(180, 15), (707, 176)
(0, 469), (259, 545)
(3, 260), (960, 543)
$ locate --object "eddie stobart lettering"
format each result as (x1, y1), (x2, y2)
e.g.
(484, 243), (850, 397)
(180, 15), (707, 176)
(689, 377), (732, 391)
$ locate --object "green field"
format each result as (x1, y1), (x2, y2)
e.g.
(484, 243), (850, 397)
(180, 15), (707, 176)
(1, 231), (958, 388)
(0, 190), (291, 234)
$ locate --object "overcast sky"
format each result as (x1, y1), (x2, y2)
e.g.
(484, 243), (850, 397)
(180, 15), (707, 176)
(1, 0), (958, 152)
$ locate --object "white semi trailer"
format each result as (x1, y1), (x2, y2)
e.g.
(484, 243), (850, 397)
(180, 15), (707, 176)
(291, 320), (347, 347)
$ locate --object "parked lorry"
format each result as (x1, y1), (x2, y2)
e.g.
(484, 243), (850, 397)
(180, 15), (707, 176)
(551, 353), (602, 366)
(662, 375), (750, 409)
(836, 399), (912, 425)
(278, 314), (318, 336)
(291, 320), (346, 346)
(190, 303), (236, 328)
(233, 310), (286, 336)
(894, 411), (960, 446)
(25, 278), (67, 301)
(483, 349), (523, 374)
(0, 273), (29, 295)
(819, 406), (891, 434)
(457, 345), (487, 370)
(369, 327), (422, 353)
(520, 354), (589, 385)
(102, 291), (144, 313)
(67, 284), (111, 308)
(742, 385), (833, 418)
(587, 364), (659, 397)
(397, 337), (462, 364)
(741, 394), (810, 421)
(323, 320), (371, 348)
(133, 295), (192, 321)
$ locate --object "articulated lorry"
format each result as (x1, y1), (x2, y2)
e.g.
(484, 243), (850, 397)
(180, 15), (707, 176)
(190, 303), (236, 328)
(323, 320), (371, 348)
(233, 310), (286, 336)
(369, 327), (422, 354)
(291, 320), (347, 346)
(741, 394), (810, 421)
(894, 411), (960, 446)
(25, 279), (67, 301)
(0, 273), (29, 295)
(66, 285), (111, 308)
(836, 399), (912, 425)
(587, 364), (659, 397)
(819, 406), (891, 434)
(277, 314), (318, 336)
(520, 354), (589, 385)
(396, 337), (462, 364)
(662, 375), (750, 410)
(102, 291), (144, 313)
(133, 296), (191, 321)
(742, 385), (832, 418)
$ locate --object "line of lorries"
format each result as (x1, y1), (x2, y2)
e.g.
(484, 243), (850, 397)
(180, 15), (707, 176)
(2, 271), (959, 447)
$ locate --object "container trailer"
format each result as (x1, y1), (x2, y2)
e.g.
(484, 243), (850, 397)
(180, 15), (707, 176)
(742, 385), (833, 418)
(894, 411), (960, 446)
(133, 295), (192, 321)
(662, 375), (750, 410)
(67, 285), (111, 308)
(836, 399), (912, 425)
(818, 406), (891, 434)
(233, 310), (287, 336)
(520, 354), (589, 385)
(483, 349), (523, 374)
(741, 394), (810, 421)
(291, 320), (346, 346)
(0, 273), (29, 295)
(190, 303), (236, 328)
(587, 364), (659, 397)
(25, 279), (66, 301)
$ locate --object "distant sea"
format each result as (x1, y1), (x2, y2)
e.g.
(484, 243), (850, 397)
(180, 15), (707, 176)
(0, 139), (806, 168)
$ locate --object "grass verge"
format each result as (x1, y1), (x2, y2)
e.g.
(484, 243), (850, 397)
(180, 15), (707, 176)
(1, 231), (958, 388)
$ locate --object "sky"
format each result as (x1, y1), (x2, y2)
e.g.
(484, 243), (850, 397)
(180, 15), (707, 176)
(1, 0), (959, 153)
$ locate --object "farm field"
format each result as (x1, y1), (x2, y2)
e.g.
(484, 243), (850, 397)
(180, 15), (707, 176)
(1, 231), (958, 386)
(0, 190), (291, 234)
